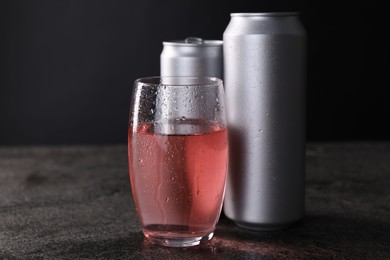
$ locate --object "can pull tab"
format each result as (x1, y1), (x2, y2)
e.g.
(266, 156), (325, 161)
(185, 37), (204, 44)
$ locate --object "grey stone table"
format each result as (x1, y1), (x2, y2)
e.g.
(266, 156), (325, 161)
(0, 143), (389, 259)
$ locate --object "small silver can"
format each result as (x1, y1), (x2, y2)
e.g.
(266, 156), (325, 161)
(160, 38), (223, 124)
(223, 13), (306, 230)
(160, 37), (223, 79)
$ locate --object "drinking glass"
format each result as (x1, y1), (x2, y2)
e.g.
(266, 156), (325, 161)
(128, 76), (228, 247)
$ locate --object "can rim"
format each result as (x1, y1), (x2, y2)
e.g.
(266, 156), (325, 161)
(231, 12), (299, 17)
(163, 40), (223, 47)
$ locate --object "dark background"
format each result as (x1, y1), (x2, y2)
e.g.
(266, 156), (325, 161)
(1, 0), (389, 145)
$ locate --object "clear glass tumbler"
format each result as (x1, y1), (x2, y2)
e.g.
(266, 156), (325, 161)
(128, 76), (228, 247)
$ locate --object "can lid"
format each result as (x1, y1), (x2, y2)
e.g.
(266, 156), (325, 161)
(231, 12), (299, 17)
(163, 37), (223, 47)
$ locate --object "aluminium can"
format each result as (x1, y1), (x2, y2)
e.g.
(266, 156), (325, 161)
(160, 37), (223, 79)
(223, 13), (306, 230)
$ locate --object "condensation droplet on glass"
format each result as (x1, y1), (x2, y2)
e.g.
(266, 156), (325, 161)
(165, 197), (169, 202)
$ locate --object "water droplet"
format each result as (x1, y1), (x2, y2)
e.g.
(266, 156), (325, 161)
(258, 129), (263, 132)
(165, 197), (169, 202)
(265, 112), (269, 116)
(180, 116), (186, 121)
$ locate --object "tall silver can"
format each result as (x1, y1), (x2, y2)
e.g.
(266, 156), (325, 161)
(160, 37), (223, 79)
(223, 13), (306, 230)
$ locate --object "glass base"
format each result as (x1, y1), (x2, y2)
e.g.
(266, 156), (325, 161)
(143, 226), (214, 247)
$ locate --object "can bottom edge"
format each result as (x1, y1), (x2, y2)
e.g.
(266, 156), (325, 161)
(232, 217), (303, 231)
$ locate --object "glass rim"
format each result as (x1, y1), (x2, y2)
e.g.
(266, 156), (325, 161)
(134, 76), (223, 87)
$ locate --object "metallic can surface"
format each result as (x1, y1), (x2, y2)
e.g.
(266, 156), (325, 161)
(160, 37), (223, 79)
(223, 13), (306, 230)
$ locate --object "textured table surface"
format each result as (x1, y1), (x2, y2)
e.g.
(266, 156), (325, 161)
(0, 143), (389, 259)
